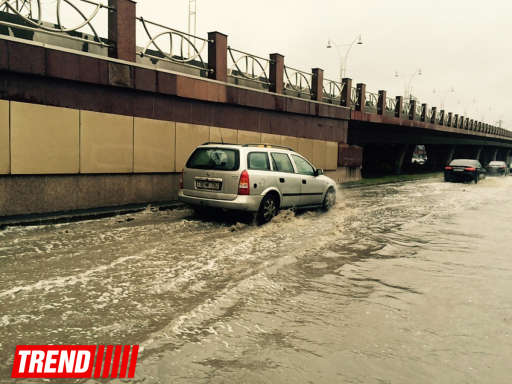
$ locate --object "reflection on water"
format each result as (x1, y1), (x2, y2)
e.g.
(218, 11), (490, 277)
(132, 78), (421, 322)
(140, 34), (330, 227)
(1, 176), (512, 383)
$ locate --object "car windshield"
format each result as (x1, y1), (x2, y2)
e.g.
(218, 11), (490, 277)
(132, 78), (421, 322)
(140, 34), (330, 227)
(449, 159), (479, 167)
(489, 161), (506, 166)
(186, 148), (240, 170)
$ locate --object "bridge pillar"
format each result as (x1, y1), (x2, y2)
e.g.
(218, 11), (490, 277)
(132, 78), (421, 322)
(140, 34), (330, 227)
(311, 68), (324, 102)
(438, 110), (445, 126)
(505, 150), (512, 167)
(447, 112), (453, 127)
(409, 100), (417, 120)
(208, 32), (228, 82)
(491, 148), (498, 161)
(356, 83), (366, 112)
(395, 96), (403, 118)
(425, 145), (455, 170)
(269, 53), (284, 94)
(108, 0), (136, 62)
(475, 147), (483, 161)
(341, 78), (352, 107)
(393, 145), (415, 174)
(446, 146), (456, 164)
(421, 103), (427, 121)
(377, 90), (386, 114)
(430, 107), (437, 124)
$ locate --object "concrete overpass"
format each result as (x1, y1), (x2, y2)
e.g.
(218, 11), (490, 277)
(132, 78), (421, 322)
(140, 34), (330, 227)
(0, 0), (510, 218)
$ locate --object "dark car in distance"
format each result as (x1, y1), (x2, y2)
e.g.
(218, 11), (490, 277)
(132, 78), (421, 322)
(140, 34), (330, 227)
(444, 159), (486, 183)
(487, 161), (509, 177)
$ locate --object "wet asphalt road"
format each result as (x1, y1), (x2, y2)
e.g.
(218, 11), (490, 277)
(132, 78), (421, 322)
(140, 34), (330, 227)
(1, 175), (512, 383)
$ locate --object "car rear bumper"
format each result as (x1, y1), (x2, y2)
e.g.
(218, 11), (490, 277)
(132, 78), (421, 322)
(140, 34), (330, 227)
(444, 171), (477, 181)
(178, 191), (263, 212)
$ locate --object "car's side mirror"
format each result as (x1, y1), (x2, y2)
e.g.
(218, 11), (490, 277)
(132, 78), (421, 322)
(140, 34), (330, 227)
(315, 168), (324, 176)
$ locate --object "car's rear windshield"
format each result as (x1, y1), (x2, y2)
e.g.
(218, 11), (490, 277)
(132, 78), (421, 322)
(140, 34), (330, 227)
(489, 161), (506, 166)
(186, 147), (240, 170)
(449, 159), (479, 167)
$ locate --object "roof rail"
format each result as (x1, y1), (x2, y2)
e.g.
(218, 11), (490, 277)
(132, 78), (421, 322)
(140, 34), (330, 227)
(201, 142), (238, 146)
(241, 143), (294, 151)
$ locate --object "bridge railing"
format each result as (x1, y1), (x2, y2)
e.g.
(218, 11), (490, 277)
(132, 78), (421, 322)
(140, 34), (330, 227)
(227, 47), (271, 90)
(136, 17), (210, 76)
(322, 78), (344, 104)
(0, 0), (112, 53)
(283, 66), (312, 99)
(365, 91), (378, 114)
(385, 97), (396, 117)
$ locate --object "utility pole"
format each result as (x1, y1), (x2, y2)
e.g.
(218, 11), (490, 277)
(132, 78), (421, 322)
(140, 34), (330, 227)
(188, 0), (197, 57)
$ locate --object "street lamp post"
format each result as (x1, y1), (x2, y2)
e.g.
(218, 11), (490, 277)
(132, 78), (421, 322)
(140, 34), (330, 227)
(326, 34), (363, 82)
(395, 69), (422, 100)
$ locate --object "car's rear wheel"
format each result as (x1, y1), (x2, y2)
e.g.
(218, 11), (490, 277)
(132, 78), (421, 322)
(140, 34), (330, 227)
(474, 173), (479, 184)
(257, 193), (279, 224)
(322, 187), (336, 211)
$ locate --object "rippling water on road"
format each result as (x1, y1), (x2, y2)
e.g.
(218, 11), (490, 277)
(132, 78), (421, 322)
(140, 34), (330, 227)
(1, 176), (512, 383)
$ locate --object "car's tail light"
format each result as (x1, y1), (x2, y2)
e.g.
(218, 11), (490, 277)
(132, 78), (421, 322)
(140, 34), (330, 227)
(238, 170), (250, 195)
(179, 171), (184, 189)
(444, 166), (453, 170)
(464, 167), (476, 171)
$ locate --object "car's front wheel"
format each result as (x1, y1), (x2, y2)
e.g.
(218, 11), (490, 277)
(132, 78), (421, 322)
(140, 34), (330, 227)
(322, 187), (336, 211)
(257, 193), (279, 224)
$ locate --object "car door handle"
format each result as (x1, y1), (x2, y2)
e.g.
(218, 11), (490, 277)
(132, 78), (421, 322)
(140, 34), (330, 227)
(302, 179), (307, 184)
(279, 178), (285, 183)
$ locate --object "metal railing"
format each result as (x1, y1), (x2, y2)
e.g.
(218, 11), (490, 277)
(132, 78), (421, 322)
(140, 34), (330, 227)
(136, 17), (210, 73)
(227, 46), (270, 87)
(283, 66), (312, 97)
(0, 0), (112, 48)
(322, 78), (344, 104)
(386, 97), (396, 114)
(350, 87), (357, 108)
(365, 91), (378, 113)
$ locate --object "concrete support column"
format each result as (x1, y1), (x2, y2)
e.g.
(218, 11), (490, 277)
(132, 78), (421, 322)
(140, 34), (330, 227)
(394, 144), (410, 175)
(491, 148), (498, 161)
(453, 114), (459, 128)
(395, 96), (403, 118)
(447, 112), (453, 127)
(421, 103), (427, 122)
(269, 53), (284, 94)
(356, 83), (366, 112)
(430, 107), (437, 124)
(505, 150), (512, 167)
(311, 68), (324, 102)
(108, 0), (136, 61)
(341, 78), (352, 107)
(439, 110), (445, 126)
(446, 146), (456, 165)
(475, 147), (483, 161)
(409, 100), (417, 120)
(377, 90), (386, 115)
(208, 32), (228, 82)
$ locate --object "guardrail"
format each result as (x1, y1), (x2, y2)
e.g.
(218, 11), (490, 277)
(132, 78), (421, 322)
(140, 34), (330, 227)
(227, 46), (271, 88)
(283, 66), (312, 97)
(136, 17), (209, 74)
(0, 0), (111, 48)
(322, 78), (344, 104)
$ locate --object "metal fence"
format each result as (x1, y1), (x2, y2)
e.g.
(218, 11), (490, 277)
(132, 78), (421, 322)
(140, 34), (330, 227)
(227, 46), (271, 88)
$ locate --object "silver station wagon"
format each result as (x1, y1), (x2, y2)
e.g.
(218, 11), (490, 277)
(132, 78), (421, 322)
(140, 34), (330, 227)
(178, 143), (337, 223)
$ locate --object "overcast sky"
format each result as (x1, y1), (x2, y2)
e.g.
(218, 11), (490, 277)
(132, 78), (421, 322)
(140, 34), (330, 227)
(135, 1), (511, 128)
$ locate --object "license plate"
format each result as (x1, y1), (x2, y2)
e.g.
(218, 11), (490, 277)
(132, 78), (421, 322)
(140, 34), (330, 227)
(453, 169), (463, 172)
(195, 180), (221, 190)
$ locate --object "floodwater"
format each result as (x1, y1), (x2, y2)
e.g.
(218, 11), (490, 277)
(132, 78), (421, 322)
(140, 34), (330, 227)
(1, 175), (512, 383)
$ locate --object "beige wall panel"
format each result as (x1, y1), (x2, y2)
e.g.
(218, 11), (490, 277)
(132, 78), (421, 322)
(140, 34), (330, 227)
(11, 102), (79, 174)
(0, 100), (9, 174)
(80, 111), (133, 173)
(210, 127), (237, 144)
(297, 138), (314, 163)
(280, 135), (298, 151)
(134, 118), (175, 173)
(175, 123), (210, 171)
(313, 139), (327, 170)
(261, 133), (281, 146)
(325, 141), (338, 171)
(237, 130), (261, 145)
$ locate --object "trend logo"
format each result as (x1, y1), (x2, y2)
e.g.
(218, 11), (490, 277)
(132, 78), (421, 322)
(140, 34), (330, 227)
(11, 345), (139, 379)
